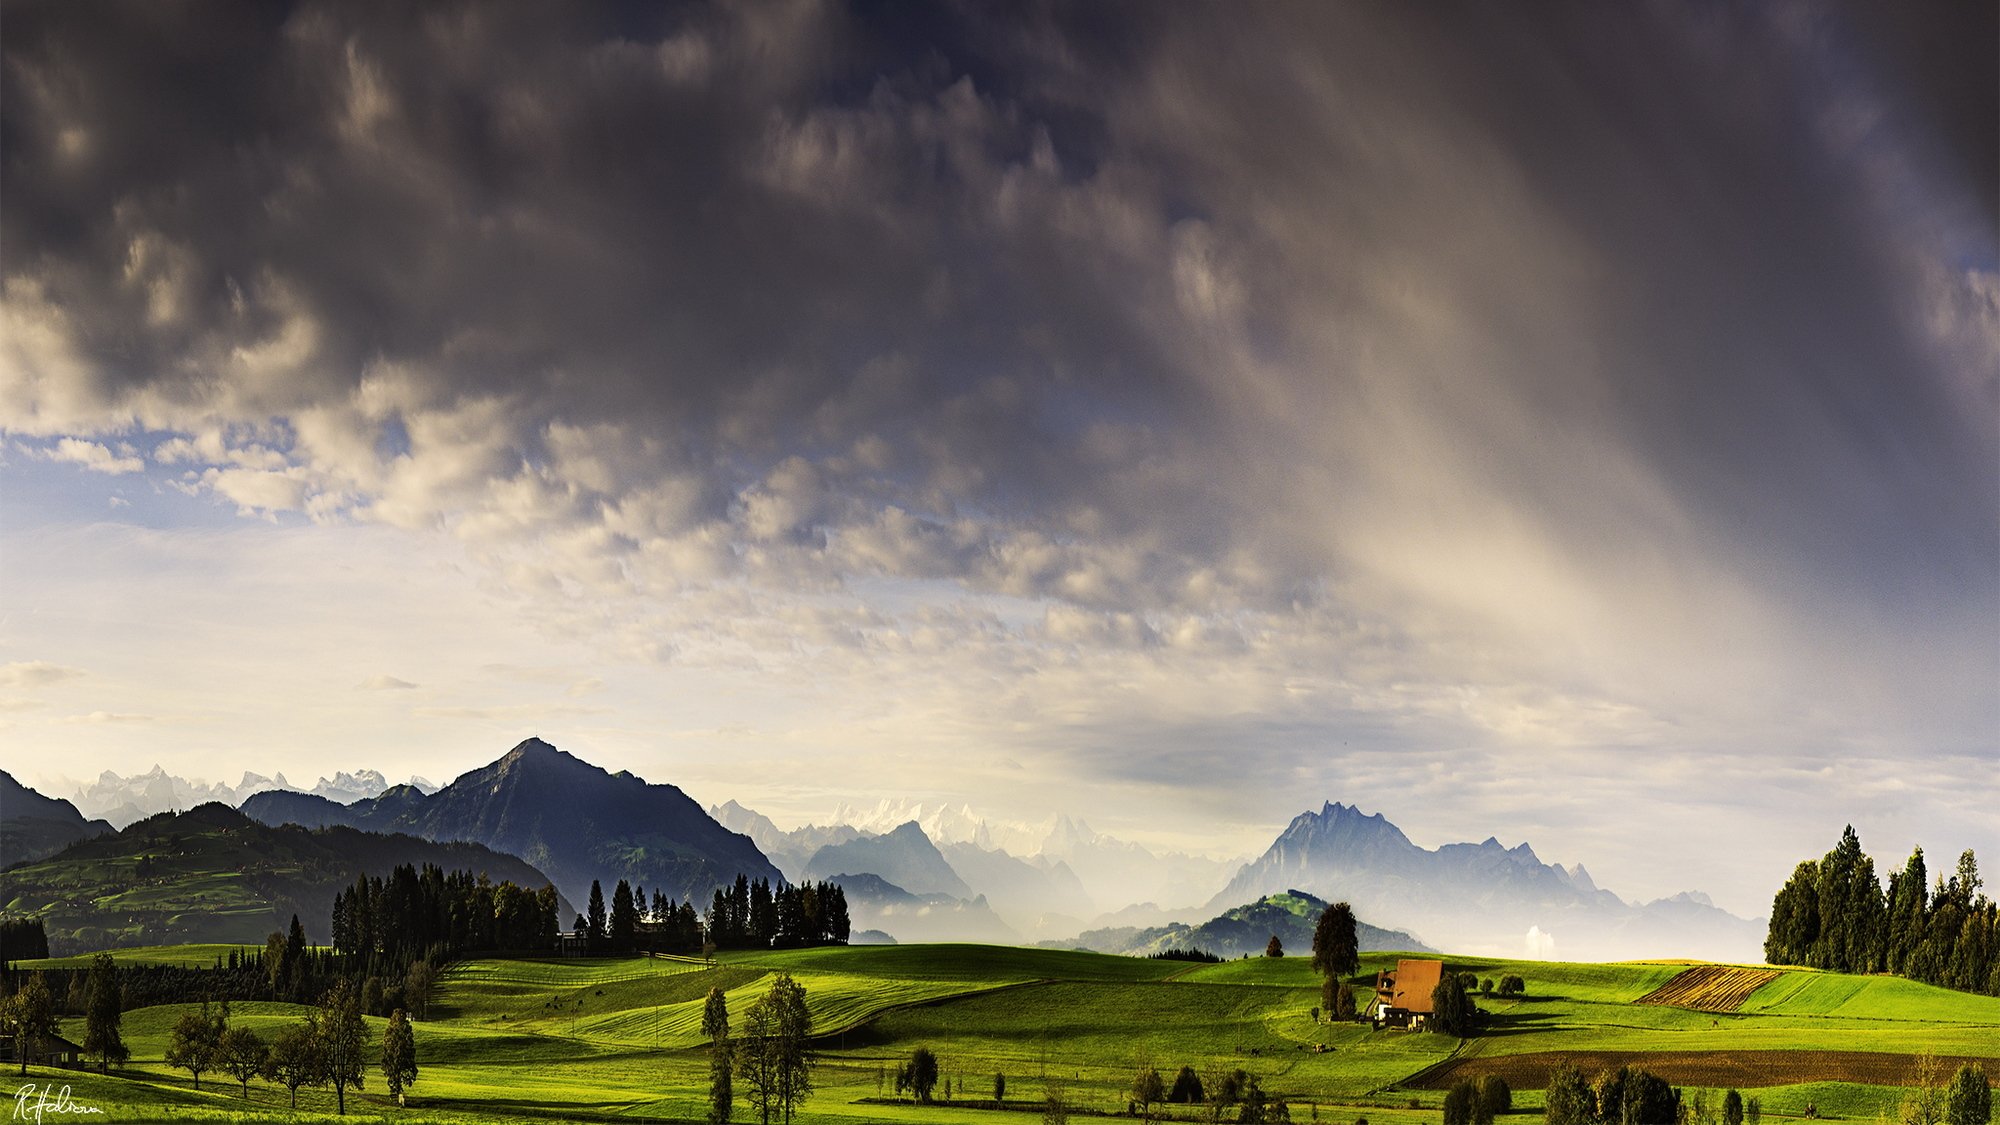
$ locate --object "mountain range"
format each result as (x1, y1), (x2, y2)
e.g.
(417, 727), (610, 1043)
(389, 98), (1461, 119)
(0, 802), (565, 955)
(58, 765), (435, 829)
(241, 738), (780, 909)
(11, 740), (1764, 962)
(1211, 802), (1765, 961)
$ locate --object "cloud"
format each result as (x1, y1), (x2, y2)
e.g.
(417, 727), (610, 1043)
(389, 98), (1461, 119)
(0, 2), (1992, 910)
(0, 661), (86, 688)
(42, 437), (142, 474)
(57, 710), (153, 725)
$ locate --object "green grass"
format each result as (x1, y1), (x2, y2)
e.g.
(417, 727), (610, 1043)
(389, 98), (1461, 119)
(25, 942), (2000, 1124)
(12, 942), (271, 969)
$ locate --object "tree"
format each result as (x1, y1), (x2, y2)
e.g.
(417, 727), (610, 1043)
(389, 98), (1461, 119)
(1169, 1066), (1206, 1104)
(901, 1047), (940, 1102)
(2, 973), (59, 1076)
(611, 879), (639, 952)
(1311, 902), (1360, 980)
(1444, 1081), (1489, 1125)
(1479, 1075), (1512, 1118)
(1430, 972), (1474, 1037)
(320, 978), (369, 1114)
(1265, 934), (1284, 958)
(405, 960), (436, 1020)
(737, 972), (814, 1125)
(1947, 1064), (1990, 1125)
(1498, 975), (1526, 998)
(83, 953), (128, 1072)
(588, 880), (608, 951)
(995, 1072), (1006, 1102)
(381, 1008), (418, 1107)
(166, 1000), (226, 1089)
(1747, 1097), (1762, 1125)
(219, 1026), (268, 1098)
(266, 1015), (324, 1109)
(1544, 1064), (1595, 1125)
(1133, 1065), (1166, 1121)
(1043, 1077), (1070, 1125)
(1335, 983), (1357, 1021)
(1724, 1090), (1745, 1125)
(704, 987), (733, 1125)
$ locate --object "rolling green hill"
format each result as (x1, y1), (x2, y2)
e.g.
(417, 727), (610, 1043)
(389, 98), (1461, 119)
(0, 803), (565, 954)
(9, 943), (1996, 1124)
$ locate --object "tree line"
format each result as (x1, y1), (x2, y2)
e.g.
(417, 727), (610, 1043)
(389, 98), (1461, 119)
(1765, 827), (1998, 996)
(703, 875), (852, 951)
(331, 863), (561, 966)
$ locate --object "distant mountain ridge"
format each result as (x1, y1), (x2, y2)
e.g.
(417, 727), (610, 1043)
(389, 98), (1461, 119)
(0, 802), (565, 955)
(64, 765), (435, 828)
(1214, 801), (1764, 961)
(243, 738), (781, 909)
(1, 770), (114, 865)
(1055, 889), (1432, 960)
(711, 801), (1097, 940)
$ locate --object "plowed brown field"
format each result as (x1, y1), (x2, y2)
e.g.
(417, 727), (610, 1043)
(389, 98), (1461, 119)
(1413, 1049), (1990, 1090)
(1635, 965), (1781, 1012)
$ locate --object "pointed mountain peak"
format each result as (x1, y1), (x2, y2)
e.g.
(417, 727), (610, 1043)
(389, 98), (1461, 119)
(504, 736), (563, 761)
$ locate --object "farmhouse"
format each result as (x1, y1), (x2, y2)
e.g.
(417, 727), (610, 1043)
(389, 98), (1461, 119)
(0, 1031), (84, 1068)
(1374, 958), (1444, 1029)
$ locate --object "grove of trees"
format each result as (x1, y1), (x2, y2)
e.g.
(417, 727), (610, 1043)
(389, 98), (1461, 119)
(1766, 828), (1997, 996)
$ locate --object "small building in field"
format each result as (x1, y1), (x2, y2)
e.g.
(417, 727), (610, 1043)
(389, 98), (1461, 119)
(0, 1032), (84, 1068)
(554, 929), (591, 956)
(1374, 958), (1444, 1029)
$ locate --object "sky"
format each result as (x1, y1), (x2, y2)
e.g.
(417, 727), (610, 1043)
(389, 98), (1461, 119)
(2, 1), (1994, 919)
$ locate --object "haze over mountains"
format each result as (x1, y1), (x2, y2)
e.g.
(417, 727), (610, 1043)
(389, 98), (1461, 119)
(55, 765), (436, 829)
(9, 739), (1765, 961)
(1214, 802), (1766, 961)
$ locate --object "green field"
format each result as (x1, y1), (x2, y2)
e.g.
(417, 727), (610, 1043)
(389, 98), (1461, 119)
(7, 943), (1996, 1123)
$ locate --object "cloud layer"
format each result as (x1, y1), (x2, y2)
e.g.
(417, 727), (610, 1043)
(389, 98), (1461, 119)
(3, 1), (1993, 913)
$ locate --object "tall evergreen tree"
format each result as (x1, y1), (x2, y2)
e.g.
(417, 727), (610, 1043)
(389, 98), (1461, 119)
(83, 952), (128, 1072)
(588, 880), (608, 951)
(704, 987), (733, 1125)
(1311, 902), (1360, 980)
(611, 880), (639, 952)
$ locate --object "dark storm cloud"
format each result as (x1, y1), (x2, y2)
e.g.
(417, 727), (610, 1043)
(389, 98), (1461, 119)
(3, 1), (1993, 761)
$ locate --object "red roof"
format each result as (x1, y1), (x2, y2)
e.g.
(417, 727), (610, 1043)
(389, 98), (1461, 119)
(1388, 958), (1444, 1014)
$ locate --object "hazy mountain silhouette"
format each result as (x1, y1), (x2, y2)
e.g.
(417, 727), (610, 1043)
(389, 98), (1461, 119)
(824, 872), (1018, 944)
(242, 738), (780, 908)
(803, 821), (971, 898)
(1214, 801), (1763, 961)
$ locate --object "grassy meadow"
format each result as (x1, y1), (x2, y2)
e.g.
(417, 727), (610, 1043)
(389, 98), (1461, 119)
(7, 943), (1996, 1123)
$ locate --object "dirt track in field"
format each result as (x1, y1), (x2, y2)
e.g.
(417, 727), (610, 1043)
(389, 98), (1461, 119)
(1411, 1050), (1994, 1090)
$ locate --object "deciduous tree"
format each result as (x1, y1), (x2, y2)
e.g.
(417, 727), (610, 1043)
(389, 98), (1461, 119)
(219, 1026), (268, 1098)
(2, 974), (59, 1077)
(165, 999), (226, 1089)
(265, 1014), (323, 1108)
(1946, 1063), (1990, 1125)
(381, 1008), (417, 1106)
(319, 978), (368, 1114)
(1311, 903), (1359, 980)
